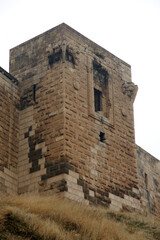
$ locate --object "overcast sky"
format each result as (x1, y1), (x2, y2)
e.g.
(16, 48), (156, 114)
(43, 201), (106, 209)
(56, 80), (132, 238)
(0, 0), (160, 159)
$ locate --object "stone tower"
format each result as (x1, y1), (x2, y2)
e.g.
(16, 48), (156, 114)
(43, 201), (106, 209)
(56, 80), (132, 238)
(3, 23), (159, 215)
(7, 23), (139, 209)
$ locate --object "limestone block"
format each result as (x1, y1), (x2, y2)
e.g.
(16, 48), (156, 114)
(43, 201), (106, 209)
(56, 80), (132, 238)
(89, 190), (95, 197)
(67, 180), (83, 191)
(63, 192), (89, 205)
(47, 174), (66, 184)
(68, 186), (84, 198)
(68, 170), (79, 179)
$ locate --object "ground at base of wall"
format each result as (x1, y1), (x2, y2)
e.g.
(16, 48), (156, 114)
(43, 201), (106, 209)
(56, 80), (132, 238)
(0, 195), (160, 240)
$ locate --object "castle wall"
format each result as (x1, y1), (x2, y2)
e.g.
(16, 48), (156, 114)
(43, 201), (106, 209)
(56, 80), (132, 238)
(10, 26), (66, 194)
(9, 24), (140, 209)
(0, 69), (19, 194)
(136, 145), (160, 217)
(60, 27), (140, 210)
(7, 24), (159, 215)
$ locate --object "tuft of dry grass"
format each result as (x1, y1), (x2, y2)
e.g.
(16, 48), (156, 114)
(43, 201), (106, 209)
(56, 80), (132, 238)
(0, 194), (160, 240)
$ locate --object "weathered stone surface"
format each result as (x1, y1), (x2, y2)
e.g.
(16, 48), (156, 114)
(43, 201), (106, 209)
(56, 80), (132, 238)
(0, 68), (19, 195)
(0, 23), (159, 216)
(136, 145), (160, 217)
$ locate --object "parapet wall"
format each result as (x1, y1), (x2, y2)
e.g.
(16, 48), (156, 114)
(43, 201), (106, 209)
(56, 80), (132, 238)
(136, 145), (160, 217)
(0, 67), (19, 194)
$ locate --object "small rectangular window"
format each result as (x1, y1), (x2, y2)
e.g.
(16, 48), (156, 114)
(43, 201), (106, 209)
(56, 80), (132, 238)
(145, 173), (148, 190)
(94, 88), (102, 112)
(99, 132), (105, 142)
(33, 84), (36, 102)
(65, 49), (75, 64)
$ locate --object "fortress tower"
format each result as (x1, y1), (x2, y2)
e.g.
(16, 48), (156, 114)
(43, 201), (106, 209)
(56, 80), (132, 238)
(0, 23), (160, 216)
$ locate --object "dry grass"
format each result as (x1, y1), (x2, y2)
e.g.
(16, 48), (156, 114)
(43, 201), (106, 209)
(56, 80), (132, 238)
(0, 194), (160, 240)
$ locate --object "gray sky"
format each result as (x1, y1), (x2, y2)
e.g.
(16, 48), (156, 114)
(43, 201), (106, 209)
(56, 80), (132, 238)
(0, 0), (160, 159)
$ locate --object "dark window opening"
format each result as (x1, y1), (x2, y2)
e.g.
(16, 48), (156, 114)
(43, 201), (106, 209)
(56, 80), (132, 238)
(153, 178), (158, 191)
(48, 48), (62, 65)
(99, 132), (105, 142)
(145, 173), (148, 190)
(93, 60), (109, 88)
(94, 88), (102, 112)
(33, 84), (36, 102)
(66, 49), (75, 64)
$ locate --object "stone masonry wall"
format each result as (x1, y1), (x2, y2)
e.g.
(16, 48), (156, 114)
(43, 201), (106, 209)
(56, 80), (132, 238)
(136, 145), (160, 217)
(10, 25), (66, 194)
(8, 24), (159, 215)
(17, 68), (65, 194)
(61, 26), (140, 211)
(0, 69), (19, 194)
(9, 24), (141, 210)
